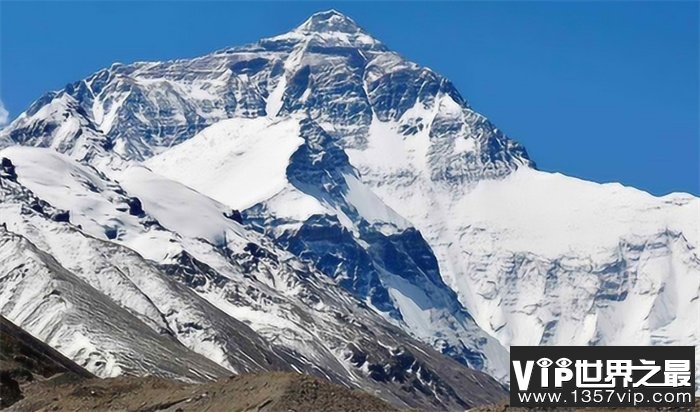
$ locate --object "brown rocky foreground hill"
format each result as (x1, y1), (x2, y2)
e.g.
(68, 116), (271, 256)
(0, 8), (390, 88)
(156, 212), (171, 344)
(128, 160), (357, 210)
(6, 372), (399, 412)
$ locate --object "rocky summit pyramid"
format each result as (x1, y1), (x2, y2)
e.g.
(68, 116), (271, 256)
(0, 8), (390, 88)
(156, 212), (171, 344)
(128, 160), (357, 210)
(0, 10), (698, 407)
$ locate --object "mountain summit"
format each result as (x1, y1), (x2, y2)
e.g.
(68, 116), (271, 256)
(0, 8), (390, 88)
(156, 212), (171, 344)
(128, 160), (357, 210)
(264, 9), (386, 51)
(295, 9), (365, 34)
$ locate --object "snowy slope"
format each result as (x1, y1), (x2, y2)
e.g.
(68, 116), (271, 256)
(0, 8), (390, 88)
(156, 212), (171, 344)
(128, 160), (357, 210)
(0, 147), (507, 410)
(144, 116), (311, 213)
(147, 115), (513, 382)
(0, 154), (304, 376)
(0, 228), (231, 381)
(145, 116), (407, 230)
(345, 119), (699, 353)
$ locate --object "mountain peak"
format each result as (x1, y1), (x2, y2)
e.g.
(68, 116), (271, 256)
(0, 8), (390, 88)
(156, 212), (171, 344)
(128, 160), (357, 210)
(295, 10), (363, 34)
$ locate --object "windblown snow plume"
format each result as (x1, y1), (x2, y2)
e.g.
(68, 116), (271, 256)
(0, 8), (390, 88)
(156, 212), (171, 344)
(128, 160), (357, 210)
(0, 99), (9, 126)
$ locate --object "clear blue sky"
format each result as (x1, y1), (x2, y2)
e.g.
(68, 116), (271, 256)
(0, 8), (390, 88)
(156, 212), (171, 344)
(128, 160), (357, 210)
(1, 1), (697, 195)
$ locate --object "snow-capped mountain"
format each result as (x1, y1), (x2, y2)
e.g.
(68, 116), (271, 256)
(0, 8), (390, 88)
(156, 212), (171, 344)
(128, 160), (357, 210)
(0, 147), (506, 410)
(1, 10), (530, 180)
(1, 8), (698, 402)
